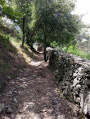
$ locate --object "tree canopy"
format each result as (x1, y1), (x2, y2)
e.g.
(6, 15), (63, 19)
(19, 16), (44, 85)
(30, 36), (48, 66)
(0, 0), (81, 61)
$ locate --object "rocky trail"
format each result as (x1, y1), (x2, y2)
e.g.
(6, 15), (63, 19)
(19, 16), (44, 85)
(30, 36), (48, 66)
(0, 54), (84, 119)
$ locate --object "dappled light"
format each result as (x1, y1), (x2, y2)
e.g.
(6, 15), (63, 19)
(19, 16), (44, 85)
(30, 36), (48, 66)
(31, 61), (43, 66)
(0, 51), (81, 119)
(0, 0), (90, 119)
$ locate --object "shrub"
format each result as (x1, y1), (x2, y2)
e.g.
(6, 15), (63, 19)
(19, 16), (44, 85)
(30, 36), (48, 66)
(62, 43), (90, 60)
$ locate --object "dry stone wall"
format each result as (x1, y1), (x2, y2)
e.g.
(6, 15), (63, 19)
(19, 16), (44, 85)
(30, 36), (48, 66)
(48, 50), (90, 116)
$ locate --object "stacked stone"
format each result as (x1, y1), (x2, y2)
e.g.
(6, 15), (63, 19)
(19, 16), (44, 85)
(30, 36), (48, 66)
(48, 50), (90, 116)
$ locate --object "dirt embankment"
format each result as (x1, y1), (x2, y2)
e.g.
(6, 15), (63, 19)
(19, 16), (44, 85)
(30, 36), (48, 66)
(0, 37), (31, 88)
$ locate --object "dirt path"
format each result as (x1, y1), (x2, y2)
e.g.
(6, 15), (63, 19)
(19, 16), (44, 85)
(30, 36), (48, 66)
(0, 54), (82, 119)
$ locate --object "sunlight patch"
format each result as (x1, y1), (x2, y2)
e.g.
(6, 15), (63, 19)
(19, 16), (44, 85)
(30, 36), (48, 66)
(30, 61), (43, 66)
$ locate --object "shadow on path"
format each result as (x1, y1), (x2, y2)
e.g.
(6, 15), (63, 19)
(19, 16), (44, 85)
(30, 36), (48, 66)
(0, 54), (82, 119)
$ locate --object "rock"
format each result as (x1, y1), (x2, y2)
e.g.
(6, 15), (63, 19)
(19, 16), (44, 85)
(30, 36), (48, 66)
(73, 73), (78, 77)
(78, 67), (84, 73)
(0, 108), (2, 113)
(3, 117), (11, 119)
(73, 78), (79, 87)
(83, 92), (90, 115)
(28, 102), (35, 107)
(8, 91), (12, 95)
(76, 84), (81, 89)
(11, 114), (15, 118)
(13, 90), (18, 94)
(23, 102), (35, 111)
(51, 101), (57, 105)
(49, 50), (90, 116)
(33, 75), (36, 77)
(76, 97), (80, 103)
(0, 103), (5, 113)
(13, 98), (17, 103)
(5, 106), (12, 114)
(19, 110), (23, 114)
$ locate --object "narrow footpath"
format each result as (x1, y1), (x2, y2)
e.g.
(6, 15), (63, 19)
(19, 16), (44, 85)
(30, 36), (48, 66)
(0, 54), (84, 119)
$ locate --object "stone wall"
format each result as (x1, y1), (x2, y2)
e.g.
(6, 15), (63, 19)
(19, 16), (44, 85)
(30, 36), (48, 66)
(48, 50), (90, 116)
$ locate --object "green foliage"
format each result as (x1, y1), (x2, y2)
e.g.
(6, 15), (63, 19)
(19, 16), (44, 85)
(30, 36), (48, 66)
(0, 0), (5, 5)
(62, 42), (90, 60)
(1, 0), (81, 47)
(85, 53), (90, 59)
(31, 0), (81, 46)
(0, 33), (11, 49)
(51, 41), (58, 47)
(0, 0), (82, 59)
(0, 33), (19, 51)
(2, 5), (21, 22)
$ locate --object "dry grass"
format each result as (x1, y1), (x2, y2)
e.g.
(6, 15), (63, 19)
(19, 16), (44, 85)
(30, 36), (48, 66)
(10, 38), (37, 64)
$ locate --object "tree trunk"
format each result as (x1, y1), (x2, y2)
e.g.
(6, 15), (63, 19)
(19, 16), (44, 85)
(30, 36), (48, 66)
(43, 0), (47, 62)
(27, 43), (40, 54)
(26, 32), (29, 44)
(44, 31), (47, 62)
(22, 16), (25, 47)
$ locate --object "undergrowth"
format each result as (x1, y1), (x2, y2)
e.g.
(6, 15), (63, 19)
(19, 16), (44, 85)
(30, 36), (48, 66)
(62, 44), (90, 60)
(51, 41), (90, 60)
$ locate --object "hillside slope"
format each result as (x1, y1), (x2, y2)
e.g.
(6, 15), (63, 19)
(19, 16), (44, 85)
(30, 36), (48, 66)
(0, 34), (37, 89)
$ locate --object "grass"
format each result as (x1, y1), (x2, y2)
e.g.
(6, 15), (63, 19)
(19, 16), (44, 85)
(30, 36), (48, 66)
(0, 32), (38, 68)
(0, 32), (37, 88)
(51, 40), (90, 60)
(9, 37), (34, 63)
(0, 33), (10, 48)
(0, 24), (37, 88)
(62, 44), (90, 60)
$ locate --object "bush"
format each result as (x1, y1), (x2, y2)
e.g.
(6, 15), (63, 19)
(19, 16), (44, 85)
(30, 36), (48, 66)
(62, 43), (90, 60)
